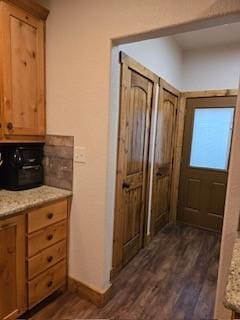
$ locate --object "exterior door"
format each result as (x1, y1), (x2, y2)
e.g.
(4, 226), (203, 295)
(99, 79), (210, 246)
(1, 2), (45, 137)
(151, 87), (178, 234)
(178, 96), (236, 232)
(113, 53), (158, 274)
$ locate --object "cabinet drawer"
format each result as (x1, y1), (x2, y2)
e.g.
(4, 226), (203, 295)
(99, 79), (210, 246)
(28, 240), (67, 280)
(28, 260), (66, 308)
(28, 220), (67, 257)
(28, 200), (68, 233)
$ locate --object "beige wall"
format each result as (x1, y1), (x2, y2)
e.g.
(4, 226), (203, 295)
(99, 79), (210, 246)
(119, 37), (183, 89)
(41, 0), (240, 317)
(183, 43), (240, 90)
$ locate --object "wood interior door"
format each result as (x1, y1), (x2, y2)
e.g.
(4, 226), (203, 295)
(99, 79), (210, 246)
(0, 215), (26, 320)
(113, 53), (157, 273)
(1, 2), (45, 137)
(151, 87), (178, 234)
(178, 96), (237, 232)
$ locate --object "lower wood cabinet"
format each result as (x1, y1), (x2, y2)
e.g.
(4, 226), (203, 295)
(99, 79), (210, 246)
(26, 199), (68, 309)
(0, 197), (70, 320)
(0, 215), (26, 320)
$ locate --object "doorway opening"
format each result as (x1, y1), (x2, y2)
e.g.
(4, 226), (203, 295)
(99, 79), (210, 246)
(110, 21), (240, 319)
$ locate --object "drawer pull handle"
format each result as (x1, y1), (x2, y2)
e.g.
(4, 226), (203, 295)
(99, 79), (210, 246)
(47, 213), (54, 219)
(47, 280), (53, 288)
(47, 234), (53, 241)
(7, 122), (13, 130)
(47, 256), (53, 263)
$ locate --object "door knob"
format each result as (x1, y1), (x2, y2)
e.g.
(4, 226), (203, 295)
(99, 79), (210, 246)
(122, 181), (130, 189)
(156, 171), (163, 177)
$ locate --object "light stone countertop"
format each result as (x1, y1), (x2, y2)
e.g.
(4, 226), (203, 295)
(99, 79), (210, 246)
(0, 185), (72, 219)
(224, 237), (240, 314)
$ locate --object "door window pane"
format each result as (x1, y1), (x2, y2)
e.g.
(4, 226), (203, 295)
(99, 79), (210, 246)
(190, 108), (234, 170)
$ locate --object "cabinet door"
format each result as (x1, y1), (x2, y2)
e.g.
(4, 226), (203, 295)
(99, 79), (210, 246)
(0, 215), (26, 320)
(1, 2), (45, 137)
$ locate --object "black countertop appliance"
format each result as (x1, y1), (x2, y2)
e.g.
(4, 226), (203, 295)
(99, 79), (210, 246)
(0, 143), (44, 191)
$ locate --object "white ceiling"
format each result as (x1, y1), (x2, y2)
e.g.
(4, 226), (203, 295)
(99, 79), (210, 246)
(173, 22), (240, 50)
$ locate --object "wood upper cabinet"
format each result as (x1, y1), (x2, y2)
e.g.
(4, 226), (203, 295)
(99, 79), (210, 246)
(0, 1), (48, 141)
(0, 215), (26, 320)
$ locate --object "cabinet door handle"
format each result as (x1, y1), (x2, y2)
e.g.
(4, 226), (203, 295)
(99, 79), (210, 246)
(7, 122), (13, 130)
(47, 256), (53, 263)
(47, 213), (54, 220)
(47, 234), (53, 241)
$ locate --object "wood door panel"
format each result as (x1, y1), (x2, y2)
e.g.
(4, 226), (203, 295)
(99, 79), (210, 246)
(0, 224), (17, 319)
(126, 86), (147, 175)
(122, 234), (140, 266)
(113, 53), (157, 273)
(122, 71), (152, 264)
(155, 97), (175, 165)
(197, 211), (223, 231)
(10, 16), (38, 131)
(186, 178), (201, 210)
(154, 176), (169, 217)
(208, 182), (226, 216)
(131, 71), (149, 92)
(151, 88), (178, 234)
(178, 96), (237, 232)
(180, 190), (225, 232)
(153, 176), (170, 230)
(0, 216), (26, 320)
(123, 186), (142, 245)
(182, 207), (199, 217)
(1, 3), (45, 137)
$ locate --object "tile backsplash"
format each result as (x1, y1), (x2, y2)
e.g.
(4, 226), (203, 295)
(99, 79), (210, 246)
(43, 135), (74, 191)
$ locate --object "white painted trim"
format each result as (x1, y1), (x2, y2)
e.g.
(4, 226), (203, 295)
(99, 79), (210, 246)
(147, 84), (159, 235)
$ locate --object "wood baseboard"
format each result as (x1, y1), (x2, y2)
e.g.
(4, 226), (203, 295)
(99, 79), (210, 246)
(68, 277), (112, 307)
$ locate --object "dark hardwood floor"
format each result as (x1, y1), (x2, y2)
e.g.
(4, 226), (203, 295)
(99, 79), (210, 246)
(26, 223), (221, 320)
